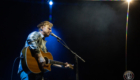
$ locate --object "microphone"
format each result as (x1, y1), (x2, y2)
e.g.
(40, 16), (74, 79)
(50, 33), (61, 40)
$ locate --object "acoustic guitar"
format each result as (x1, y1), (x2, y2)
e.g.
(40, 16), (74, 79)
(21, 47), (74, 74)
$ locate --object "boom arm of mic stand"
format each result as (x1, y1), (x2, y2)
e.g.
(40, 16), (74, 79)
(57, 39), (85, 62)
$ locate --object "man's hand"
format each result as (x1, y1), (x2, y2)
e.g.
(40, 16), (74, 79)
(38, 56), (46, 67)
(64, 62), (70, 68)
(64, 62), (74, 69)
(35, 53), (46, 67)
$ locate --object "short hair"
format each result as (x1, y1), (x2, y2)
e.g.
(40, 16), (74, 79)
(37, 21), (53, 31)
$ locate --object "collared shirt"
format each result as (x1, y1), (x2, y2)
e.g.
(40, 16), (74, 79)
(18, 31), (48, 73)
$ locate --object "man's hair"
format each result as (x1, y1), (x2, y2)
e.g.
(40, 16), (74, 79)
(37, 21), (53, 31)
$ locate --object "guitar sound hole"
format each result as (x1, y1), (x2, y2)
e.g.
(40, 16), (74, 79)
(44, 57), (48, 64)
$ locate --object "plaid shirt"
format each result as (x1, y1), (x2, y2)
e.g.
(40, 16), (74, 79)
(18, 31), (48, 73)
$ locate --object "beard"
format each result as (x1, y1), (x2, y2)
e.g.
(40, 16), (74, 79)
(44, 32), (50, 37)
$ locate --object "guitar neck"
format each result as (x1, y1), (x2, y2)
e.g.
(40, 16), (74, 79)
(49, 60), (66, 66)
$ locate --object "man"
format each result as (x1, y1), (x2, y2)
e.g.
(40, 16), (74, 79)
(18, 21), (69, 80)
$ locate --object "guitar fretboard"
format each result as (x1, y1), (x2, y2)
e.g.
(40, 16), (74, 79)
(49, 60), (66, 66)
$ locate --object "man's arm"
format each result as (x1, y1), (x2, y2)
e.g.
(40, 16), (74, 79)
(27, 32), (45, 67)
(52, 64), (63, 68)
(52, 62), (69, 68)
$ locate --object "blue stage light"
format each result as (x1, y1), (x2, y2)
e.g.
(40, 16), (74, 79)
(49, 1), (53, 5)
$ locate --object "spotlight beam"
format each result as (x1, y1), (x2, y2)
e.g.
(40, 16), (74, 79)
(125, 0), (130, 71)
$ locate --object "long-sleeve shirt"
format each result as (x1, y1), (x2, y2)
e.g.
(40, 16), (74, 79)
(18, 31), (48, 73)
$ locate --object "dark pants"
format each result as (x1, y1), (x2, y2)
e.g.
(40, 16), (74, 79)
(20, 71), (44, 80)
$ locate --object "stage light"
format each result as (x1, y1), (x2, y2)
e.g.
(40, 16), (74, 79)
(127, 0), (131, 3)
(49, 1), (53, 5)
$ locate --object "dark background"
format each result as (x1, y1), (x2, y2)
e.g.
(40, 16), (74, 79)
(0, 0), (140, 80)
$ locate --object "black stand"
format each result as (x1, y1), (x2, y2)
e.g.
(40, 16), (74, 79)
(57, 39), (85, 80)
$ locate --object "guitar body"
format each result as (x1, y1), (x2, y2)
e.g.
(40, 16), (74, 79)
(21, 47), (53, 74)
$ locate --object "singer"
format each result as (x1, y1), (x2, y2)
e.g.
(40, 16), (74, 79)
(18, 21), (70, 80)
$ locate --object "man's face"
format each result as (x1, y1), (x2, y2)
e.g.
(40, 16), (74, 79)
(42, 25), (52, 37)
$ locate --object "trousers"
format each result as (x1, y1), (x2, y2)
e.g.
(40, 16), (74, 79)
(20, 71), (44, 80)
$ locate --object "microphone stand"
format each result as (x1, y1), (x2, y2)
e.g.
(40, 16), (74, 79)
(57, 39), (85, 80)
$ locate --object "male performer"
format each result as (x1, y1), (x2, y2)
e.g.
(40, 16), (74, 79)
(18, 21), (69, 80)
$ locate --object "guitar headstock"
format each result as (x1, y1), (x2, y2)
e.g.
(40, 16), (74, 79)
(68, 64), (74, 69)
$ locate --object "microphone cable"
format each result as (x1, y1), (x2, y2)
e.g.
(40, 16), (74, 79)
(11, 56), (21, 80)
